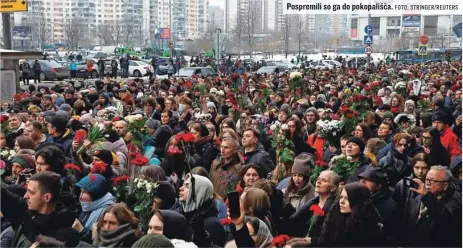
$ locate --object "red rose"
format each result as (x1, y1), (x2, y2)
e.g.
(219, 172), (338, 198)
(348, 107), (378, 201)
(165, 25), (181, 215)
(353, 111), (359, 116)
(64, 163), (82, 173)
(364, 85), (371, 91)
(185, 81), (193, 88)
(130, 152), (149, 166)
(260, 83), (267, 89)
(215, 137), (222, 146)
(346, 113), (353, 119)
(309, 204), (325, 216)
(112, 175), (130, 185)
(267, 129), (273, 135)
(220, 218), (232, 225)
(0, 115), (8, 123)
(175, 132), (195, 143)
(271, 235), (290, 247)
(356, 94), (367, 101)
(340, 105), (350, 112)
(167, 145), (182, 156)
(112, 116), (121, 122)
(230, 73), (240, 80)
(73, 130), (87, 143)
(91, 161), (107, 174)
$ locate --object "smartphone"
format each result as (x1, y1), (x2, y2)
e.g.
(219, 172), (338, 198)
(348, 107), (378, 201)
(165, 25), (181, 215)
(227, 191), (240, 219)
(403, 178), (418, 189)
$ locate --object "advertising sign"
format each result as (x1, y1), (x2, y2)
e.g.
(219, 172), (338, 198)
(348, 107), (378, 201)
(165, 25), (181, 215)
(12, 26), (32, 40)
(161, 28), (170, 39)
(0, 0), (27, 12)
(402, 15), (421, 27)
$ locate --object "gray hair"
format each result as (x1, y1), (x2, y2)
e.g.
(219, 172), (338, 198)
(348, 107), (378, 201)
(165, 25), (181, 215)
(327, 170), (341, 187)
(430, 165), (452, 182)
(221, 137), (239, 150)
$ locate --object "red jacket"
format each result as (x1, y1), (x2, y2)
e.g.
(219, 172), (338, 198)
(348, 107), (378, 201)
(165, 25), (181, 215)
(307, 134), (325, 162)
(440, 126), (461, 160)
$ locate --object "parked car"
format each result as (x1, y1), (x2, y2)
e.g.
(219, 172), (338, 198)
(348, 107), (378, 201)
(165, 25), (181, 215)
(28, 59), (70, 81)
(255, 66), (287, 75)
(129, 60), (153, 77)
(75, 60), (99, 78)
(177, 67), (216, 77)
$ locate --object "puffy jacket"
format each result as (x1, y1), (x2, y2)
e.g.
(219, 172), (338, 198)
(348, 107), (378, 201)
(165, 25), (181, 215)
(242, 143), (274, 174)
(53, 129), (74, 155)
(439, 126), (462, 160)
(379, 146), (412, 188)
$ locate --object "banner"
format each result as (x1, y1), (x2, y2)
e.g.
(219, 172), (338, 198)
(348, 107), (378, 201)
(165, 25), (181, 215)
(402, 15), (421, 27)
(453, 22), (462, 38)
(12, 26), (32, 40)
(161, 28), (170, 39)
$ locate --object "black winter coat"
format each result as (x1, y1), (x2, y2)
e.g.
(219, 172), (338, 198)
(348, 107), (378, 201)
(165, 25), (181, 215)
(371, 186), (399, 246)
(378, 146), (412, 188)
(1, 184), (79, 248)
(193, 137), (219, 172)
(243, 143), (275, 174)
(403, 189), (462, 247)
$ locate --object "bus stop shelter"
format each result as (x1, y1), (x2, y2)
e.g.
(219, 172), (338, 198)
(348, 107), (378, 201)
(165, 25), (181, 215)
(1, 49), (43, 101)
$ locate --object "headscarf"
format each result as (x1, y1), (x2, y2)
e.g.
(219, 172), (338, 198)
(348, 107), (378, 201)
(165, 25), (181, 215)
(247, 217), (273, 248)
(181, 173), (213, 213)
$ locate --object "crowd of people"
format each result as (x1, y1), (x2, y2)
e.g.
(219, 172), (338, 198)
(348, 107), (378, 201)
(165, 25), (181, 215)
(0, 58), (462, 248)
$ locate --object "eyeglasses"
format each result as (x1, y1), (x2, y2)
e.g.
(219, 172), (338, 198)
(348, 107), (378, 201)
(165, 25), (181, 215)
(425, 178), (448, 185)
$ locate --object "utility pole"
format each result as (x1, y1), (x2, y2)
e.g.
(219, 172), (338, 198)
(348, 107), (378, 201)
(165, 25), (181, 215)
(169, 0), (173, 58)
(215, 28), (221, 74)
(367, 0), (372, 68)
(2, 13), (13, 49)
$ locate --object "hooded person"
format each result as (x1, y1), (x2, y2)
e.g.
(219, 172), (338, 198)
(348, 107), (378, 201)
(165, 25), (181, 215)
(153, 125), (173, 159)
(153, 210), (188, 240)
(75, 173), (116, 243)
(153, 181), (182, 213)
(179, 173), (226, 247)
(132, 234), (174, 248)
(230, 216), (273, 248)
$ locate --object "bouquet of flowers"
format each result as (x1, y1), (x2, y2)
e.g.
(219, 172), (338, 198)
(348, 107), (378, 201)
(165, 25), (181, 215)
(331, 154), (357, 183)
(76, 126), (105, 154)
(339, 89), (370, 135)
(316, 119), (342, 146)
(1, 115), (9, 136)
(133, 178), (159, 231)
(124, 114), (147, 151)
(1, 149), (17, 161)
(104, 106), (119, 121)
(252, 84), (273, 114)
(167, 132), (196, 176)
(289, 72), (303, 101)
(270, 123), (294, 164)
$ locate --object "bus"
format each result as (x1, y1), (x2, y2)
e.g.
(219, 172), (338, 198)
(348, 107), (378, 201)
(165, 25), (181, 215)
(394, 48), (462, 63)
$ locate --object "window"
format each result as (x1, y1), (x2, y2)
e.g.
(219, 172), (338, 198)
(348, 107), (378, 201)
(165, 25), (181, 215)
(370, 17), (380, 35)
(387, 17), (400, 26)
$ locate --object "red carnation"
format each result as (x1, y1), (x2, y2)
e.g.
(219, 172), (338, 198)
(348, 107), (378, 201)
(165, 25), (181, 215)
(130, 152), (149, 166)
(271, 235), (290, 247)
(0, 115), (8, 123)
(220, 218), (232, 225)
(112, 175), (130, 185)
(73, 130), (87, 143)
(309, 204), (325, 216)
(175, 132), (195, 143)
(91, 161), (107, 174)
(64, 163), (82, 173)
(167, 145), (182, 156)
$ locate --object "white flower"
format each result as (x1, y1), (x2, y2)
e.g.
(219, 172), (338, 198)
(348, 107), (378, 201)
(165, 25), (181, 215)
(9, 151), (16, 157)
(346, 156), (353, 161)
(1, 150), (8, 156)
(146, 188), (152, 194)
(218, 90), (225, 96)
(137, 182), (143, 188)
(135, 114), (143, 120)
(281, 124), (289, 130)
(146, 183), (152, 191)
(332, 132), (336, 136)
(289, 71), (303, 80)
(270, 124), (276, 131)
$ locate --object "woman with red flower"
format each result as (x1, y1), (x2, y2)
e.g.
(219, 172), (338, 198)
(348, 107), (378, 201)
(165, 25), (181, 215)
(287, 170), (340, 242)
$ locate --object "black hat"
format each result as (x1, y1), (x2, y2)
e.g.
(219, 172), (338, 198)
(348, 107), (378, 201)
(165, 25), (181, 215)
(65, 88), (75, 94)
(48, 114), (69, 132)
(93, 149), (113, 165)
(358, 166), (387, 185)
(198, 122), (209, 137)
(346, 137), (365, 153)
(378, 104), (391, 111)
(432, 109), (453, 125)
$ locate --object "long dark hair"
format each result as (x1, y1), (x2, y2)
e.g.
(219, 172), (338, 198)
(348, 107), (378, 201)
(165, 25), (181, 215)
(318, 183), (380, 246)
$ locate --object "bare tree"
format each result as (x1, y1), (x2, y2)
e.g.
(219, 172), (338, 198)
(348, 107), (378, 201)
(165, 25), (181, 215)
(113, 24), (123, 45)
(242, 2), (259, 57)
(30, 13), (50, 50)
(64, 16), (83, 50)
(120, 14), (134, 46)
(295, 16), (306, 59)
(97, 23), (114, 45)
(230, 17), (244, 54)
(283, 15), (291, 58)
(432, 27), (452, 48)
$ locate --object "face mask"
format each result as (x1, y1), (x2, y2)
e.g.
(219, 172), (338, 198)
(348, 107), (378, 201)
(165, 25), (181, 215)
(80, 201), (95, 212)
(178, 104), (185, 113)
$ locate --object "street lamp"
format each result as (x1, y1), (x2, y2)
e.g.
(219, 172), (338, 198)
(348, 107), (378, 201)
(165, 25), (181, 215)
(215, 28), (221, 74)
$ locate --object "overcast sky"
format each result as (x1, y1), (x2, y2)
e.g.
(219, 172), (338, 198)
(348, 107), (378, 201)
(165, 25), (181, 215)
(209, 0), (225, 8)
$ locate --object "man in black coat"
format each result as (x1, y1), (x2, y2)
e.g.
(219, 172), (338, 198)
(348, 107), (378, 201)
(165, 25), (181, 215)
(1, 172), (79, 248)
(404, 165), (462, 247)
(241, 128), (274, 174)
(359, 167), (399, 246)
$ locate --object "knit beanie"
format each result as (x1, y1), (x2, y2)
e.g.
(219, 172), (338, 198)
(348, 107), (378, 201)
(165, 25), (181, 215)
(145, 119), (161, 130)
(347, 137), (366, 153)
(280, 103), (291, 116)
(432, 109), (452, 125)
(11, 154), (35, 169)
(76, 173), (109, 200)
(132, 234), (174, 248)
(291, 153), (315, 177)
(206, 101), (216, 109)
(93, 149), (113, 165)
(382, 111), (394, 120)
